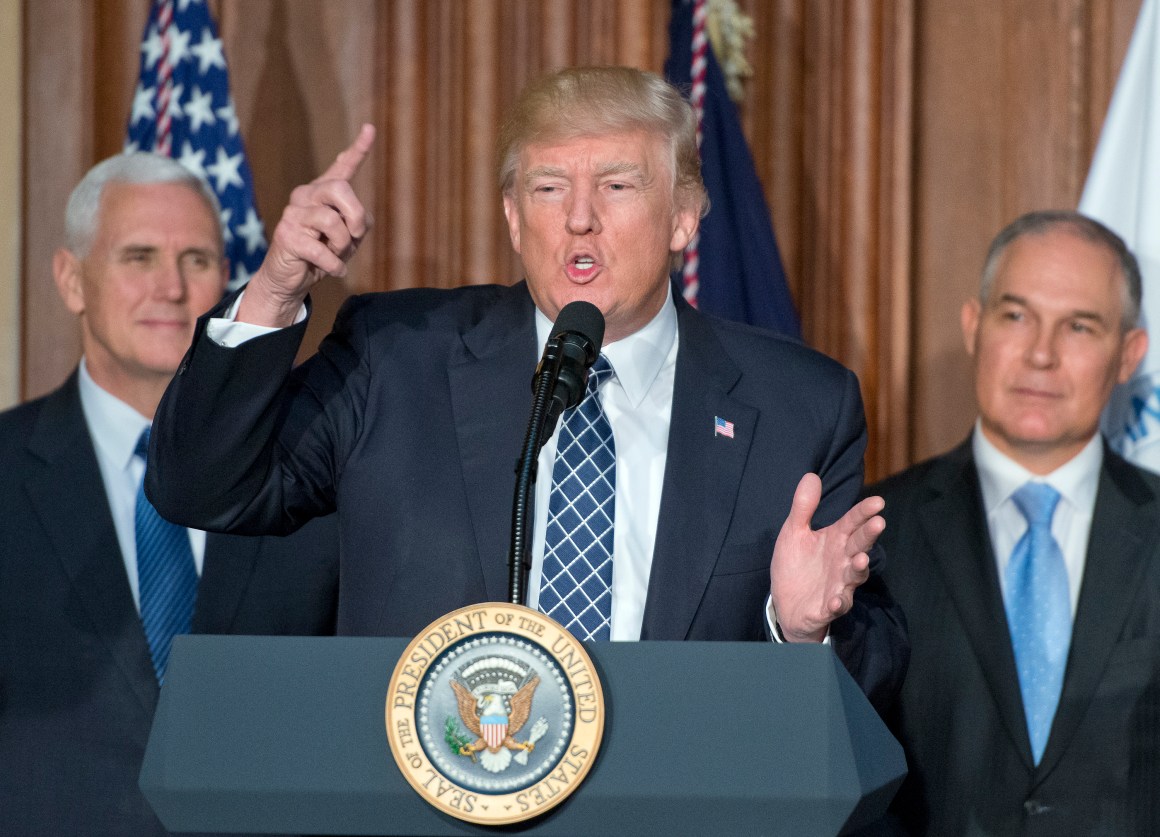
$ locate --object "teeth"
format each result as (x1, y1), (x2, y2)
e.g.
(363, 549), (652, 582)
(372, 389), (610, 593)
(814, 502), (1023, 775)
(574, 258), (594, 267)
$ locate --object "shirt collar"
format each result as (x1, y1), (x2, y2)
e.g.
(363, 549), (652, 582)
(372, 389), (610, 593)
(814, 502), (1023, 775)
(533, 284), (678, 409)
(77, 358), (152, 472)
(972, 419), (1103, 516)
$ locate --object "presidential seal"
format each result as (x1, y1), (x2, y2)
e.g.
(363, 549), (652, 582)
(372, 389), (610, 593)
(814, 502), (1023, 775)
(385, 603), (604, 825)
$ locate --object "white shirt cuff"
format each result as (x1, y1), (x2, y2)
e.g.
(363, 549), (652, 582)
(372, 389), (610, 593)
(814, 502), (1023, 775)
(205, 289), (308, 347)
(765, 594), (831, 645)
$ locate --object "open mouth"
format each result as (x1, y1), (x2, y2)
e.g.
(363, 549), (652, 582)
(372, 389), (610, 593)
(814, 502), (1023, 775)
(566, 255), (600, 281)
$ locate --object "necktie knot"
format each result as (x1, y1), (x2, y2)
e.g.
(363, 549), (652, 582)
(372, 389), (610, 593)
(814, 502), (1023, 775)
(1012, 482), (1060, 529)
(135, 426), (151, 461)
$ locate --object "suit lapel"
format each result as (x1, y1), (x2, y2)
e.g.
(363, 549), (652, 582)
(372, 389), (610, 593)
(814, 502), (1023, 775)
(448, 284), (539, 603)
(1035, 448), (1158, 777)
(918, 444), (1034, 767)
(641, 302), (754, 639)
(25, 376), (158, 714)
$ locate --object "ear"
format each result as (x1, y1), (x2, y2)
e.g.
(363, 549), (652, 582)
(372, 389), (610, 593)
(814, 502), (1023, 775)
(1118, 327), (1149, 384)
(502, 192), (521, 254)
(961, 298), (982, 358)
(52, 248), (86, 316)
(669, 203), (699, 254)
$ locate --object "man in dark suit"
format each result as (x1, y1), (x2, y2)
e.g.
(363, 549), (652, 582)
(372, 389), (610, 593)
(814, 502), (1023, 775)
(868, 210), (1159, 835)
(0, 153), (339, 836)
(148, 66), (907, 711)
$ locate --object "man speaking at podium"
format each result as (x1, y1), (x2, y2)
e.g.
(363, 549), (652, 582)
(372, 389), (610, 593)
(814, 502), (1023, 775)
(147, 67), (907, 712)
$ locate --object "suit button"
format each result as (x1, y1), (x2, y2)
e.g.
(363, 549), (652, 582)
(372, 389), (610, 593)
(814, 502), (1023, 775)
(1024, 799), (1052, 815)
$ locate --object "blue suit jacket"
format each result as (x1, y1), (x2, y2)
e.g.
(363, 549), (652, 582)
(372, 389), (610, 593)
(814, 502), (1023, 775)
(149, 282), (907, 713)
(0, 374), (340, 836)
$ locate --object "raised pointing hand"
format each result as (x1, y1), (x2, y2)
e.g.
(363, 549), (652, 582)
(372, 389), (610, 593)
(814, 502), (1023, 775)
(238, 123), (376, 327)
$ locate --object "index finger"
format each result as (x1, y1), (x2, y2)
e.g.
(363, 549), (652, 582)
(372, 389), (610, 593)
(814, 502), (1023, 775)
(837, 494), (886, 533)
(317, 123), (376, 184)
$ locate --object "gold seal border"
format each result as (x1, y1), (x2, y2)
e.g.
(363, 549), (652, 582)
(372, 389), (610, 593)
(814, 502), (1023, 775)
(385, 603), (605, 826)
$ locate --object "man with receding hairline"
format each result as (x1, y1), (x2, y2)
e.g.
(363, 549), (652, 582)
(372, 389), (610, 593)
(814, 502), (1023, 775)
(148, 66), (908, 711)
(867, 210), (1160, 834)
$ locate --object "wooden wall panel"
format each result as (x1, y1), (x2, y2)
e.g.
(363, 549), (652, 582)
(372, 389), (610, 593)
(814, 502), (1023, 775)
(22, 1), (93, 401)
(19, 0), (1144, 480)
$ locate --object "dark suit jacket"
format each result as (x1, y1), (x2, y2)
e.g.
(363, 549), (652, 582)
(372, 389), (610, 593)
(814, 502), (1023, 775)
(0, 374), (340, 837)
(149, 282), (907, 712)
(868, 439), (1160, 836)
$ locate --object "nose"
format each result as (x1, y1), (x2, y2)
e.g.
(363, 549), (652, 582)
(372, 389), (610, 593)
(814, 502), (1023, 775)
(564, 185), (601, 236)
(1025, 324), (1059, 368)
(151, 259), (187, 302)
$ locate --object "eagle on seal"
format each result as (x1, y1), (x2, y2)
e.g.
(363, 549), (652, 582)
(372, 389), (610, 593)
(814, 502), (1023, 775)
(452, 675), (540, 773)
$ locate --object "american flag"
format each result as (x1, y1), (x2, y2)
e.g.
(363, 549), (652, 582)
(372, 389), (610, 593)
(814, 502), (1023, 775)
(714, 416), (735, 439)
(125, 0), (266, 291)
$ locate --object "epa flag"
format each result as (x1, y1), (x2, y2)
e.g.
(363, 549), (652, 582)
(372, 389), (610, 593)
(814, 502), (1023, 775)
(1079, 0), (1160, 472)
(665, 0), (801, 339)
(126, 0), (266, 291)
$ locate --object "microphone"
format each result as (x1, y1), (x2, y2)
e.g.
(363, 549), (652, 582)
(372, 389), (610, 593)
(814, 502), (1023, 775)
(533, 301), (606, 445)
(509, 301), (605, 606)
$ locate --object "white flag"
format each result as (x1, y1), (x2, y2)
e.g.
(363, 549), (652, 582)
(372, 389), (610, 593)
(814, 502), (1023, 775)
(1080, 0), (1160, 471)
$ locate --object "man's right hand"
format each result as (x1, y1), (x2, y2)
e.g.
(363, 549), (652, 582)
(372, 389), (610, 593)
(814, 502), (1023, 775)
(237, 123), (376, 327)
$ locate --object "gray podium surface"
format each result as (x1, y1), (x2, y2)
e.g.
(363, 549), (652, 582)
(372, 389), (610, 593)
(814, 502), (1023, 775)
(141, 636), (903, 835)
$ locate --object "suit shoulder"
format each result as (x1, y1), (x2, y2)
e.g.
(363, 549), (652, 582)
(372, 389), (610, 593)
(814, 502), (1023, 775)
(865, 449), (967, 504)
(0, 392), (53, 448)
(703, 313), (853, 387)
(1103, 445), (1160, 502)
(333, 283), (518, 334)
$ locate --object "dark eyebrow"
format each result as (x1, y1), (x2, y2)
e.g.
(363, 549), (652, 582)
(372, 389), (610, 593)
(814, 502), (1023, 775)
(179, 246), (220, 260)
(118, 244), (157, 257)
(995, 292), (1106, 325)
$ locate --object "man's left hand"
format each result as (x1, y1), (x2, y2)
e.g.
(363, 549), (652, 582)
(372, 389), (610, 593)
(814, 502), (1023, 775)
(770, 473), (885, 643)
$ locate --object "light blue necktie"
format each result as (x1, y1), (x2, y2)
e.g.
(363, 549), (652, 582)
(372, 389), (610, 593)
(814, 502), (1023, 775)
(135, 427), (198, 684)
(539, 355), (616, 641)
(1004, 481), (1071, 764)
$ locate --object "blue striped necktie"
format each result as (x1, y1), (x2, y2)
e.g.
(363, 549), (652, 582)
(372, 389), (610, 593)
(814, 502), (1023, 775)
(1004, 481), (1071, 764)
(539, 355), (616, 641)
(134, 427), (198, 684)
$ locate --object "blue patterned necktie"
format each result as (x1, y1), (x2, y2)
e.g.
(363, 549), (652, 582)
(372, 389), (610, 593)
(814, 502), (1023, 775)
(539, 355), (616, 641)
(134, 427), (198, 684)
(1004, 481), (1071, 764)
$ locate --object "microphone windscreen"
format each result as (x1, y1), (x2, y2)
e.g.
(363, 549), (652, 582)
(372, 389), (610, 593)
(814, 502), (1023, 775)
(551, 301), (605, 355)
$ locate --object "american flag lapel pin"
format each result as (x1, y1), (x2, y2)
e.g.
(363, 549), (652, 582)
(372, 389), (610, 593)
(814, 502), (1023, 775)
(714, 416), (735, 439)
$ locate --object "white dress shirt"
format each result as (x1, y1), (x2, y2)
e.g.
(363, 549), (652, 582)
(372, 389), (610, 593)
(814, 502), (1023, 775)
(972, 422), (1100, 617)
(77, 360), (205, 611)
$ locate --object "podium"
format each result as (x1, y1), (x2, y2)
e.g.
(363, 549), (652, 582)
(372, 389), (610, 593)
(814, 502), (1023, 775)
(141, 635), (904, 835)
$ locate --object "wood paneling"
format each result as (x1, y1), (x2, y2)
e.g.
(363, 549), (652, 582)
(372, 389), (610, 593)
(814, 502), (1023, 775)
(19, 0), (1144, 479)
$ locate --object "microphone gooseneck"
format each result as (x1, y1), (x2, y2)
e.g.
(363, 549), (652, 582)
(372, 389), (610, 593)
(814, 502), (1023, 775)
(508, 301), (605, 606)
